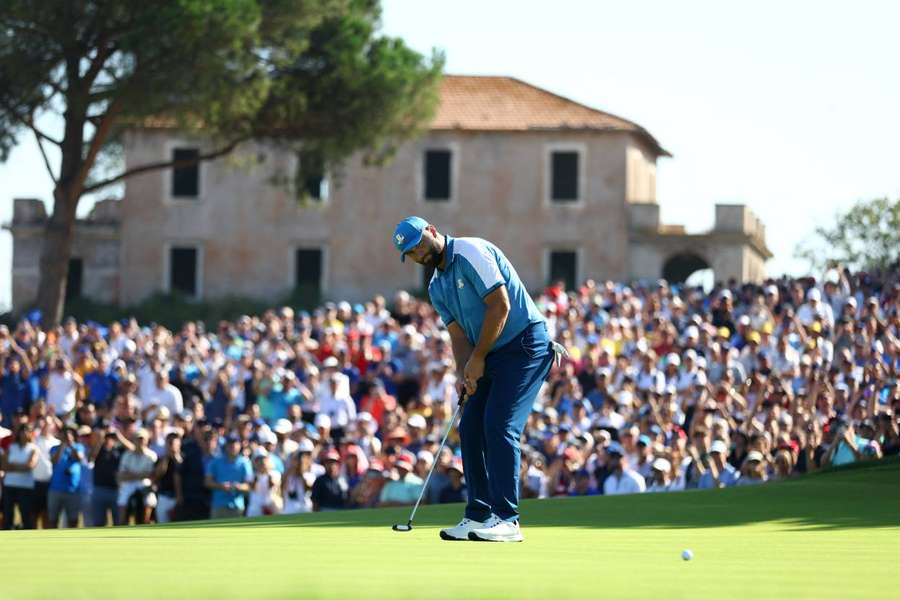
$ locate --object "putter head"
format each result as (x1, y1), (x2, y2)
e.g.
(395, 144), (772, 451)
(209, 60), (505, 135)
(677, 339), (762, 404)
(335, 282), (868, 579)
(392, 523), (412, 532)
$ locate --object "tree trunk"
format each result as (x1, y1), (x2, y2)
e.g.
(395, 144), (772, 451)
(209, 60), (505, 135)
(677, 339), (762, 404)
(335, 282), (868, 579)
(36, 82), (86, 329)
(34, 186), (79, 328)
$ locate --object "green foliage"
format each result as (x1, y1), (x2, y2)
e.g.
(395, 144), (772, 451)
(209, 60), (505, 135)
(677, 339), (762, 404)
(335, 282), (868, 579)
(1, 0), (443, 326)
(795, 197), (900, 273)
(59, 286), (330, 330)
(1, 0), (442, 188)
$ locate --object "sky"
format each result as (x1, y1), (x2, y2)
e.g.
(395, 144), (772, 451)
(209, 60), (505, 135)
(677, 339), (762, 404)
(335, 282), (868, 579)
(2, 0), (899, 311)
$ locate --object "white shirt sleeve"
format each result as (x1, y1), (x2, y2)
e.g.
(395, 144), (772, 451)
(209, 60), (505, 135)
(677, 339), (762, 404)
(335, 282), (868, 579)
(454, 239), (505, 296)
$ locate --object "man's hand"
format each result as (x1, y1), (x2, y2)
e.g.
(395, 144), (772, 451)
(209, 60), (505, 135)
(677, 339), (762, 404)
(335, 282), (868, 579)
(462, 353), (485, 396)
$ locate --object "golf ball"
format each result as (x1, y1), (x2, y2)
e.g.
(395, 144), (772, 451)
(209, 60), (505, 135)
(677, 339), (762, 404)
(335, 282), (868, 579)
(681, 550), (693, 561)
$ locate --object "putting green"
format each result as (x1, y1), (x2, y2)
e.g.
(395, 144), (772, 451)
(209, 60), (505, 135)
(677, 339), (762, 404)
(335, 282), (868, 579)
(4, 459), (898, 599)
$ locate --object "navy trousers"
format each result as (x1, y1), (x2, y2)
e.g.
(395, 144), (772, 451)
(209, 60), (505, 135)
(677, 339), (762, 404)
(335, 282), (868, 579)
(460, 322), (554, 522)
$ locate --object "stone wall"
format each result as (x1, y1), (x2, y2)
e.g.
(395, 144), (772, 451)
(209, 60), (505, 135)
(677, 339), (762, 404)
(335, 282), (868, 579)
(627, 203), (772, 285)
(8, 126), (773, 311)
(8, 199), (121, 310)
(118, 128), (640, 304)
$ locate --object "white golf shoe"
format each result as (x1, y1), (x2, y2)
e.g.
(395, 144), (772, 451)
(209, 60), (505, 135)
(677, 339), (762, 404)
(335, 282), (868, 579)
(439, 517), (488, 541)
(467, 516), (524, 542)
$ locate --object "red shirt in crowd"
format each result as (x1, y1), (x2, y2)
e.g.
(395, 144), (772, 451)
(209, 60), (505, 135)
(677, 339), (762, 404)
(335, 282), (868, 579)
(358, 392), (397, 428)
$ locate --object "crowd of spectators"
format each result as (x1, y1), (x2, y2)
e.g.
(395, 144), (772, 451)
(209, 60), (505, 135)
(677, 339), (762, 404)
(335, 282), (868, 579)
(1, 265), (898, 529)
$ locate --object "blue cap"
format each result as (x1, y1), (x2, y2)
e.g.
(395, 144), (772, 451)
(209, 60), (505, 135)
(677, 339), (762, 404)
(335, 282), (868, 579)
(393, 216), (428, 262)
(606, 442), (624, 456)
(637, 434), (652, 446)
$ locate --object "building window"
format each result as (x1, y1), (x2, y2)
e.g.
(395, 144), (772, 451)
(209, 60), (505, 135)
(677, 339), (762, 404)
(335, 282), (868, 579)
(424, 149), (452, 201)
(295, 248), (323, 295)
(551, 151), (579, 202)
(66, 258), (83, 301)
(171, 148), (200, 198)
(548, 250), (578, 292)
(170, 246), (199, 297)
(301, 152), (327, 201)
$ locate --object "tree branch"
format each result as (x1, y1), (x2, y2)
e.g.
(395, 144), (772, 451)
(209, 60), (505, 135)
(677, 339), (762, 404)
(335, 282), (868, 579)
(0, 96), (62, 147)
(31, 126), (59, 185)
(74, 95), (123, 191)
(43, 76), (67, 101)
(81, 138), (246, 195)
(29, 121), (62, 147)
(82, 39), (114, 90)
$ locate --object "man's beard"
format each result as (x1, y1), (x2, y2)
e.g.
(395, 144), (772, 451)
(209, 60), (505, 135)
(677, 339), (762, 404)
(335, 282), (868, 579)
(422, 247), (442, 269)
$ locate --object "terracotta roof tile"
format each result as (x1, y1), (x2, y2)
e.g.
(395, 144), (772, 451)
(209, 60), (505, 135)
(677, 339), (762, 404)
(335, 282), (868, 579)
(432, 75), (669, 156)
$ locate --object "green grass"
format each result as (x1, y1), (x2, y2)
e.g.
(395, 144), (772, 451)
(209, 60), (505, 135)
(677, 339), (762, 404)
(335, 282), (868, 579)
(4, 460), (899, 599)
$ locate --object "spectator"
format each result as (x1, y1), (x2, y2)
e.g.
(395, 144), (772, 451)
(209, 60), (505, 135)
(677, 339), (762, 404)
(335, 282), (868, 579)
(117, 429), (158, 525)
(358, 380), (396, 430)
(646, 458), (679, 493)
(90, 426), (128, 526)
(735, 451), (768, 486)
(76, 425), (95, 526)
(47, 426), (85, 528)
(437, 458), (467, 503)
(30, 416), (58, 528)
(602, 443), (645, 495)
(154, 431), (183, 523)
(176, 426), (217, 521)
(348, 459), (388, 508)
(282, 439), (320, 513)
(247, 449), (282, 517)
(0, 336), (33, 426)
(0, 265), (893, 526)
(83, 354), (116, 413)
(698, 440), (740, 489)
(569, 469), (599, 496)
(205, 433), (253, 519)
(378, 452), (423, 506)
(311, 449), (347, 511)
(146, 371), (184, 420)
(1, 423), (39, 529)
(317, 371), (356, 438)
(44, 357), (83, 419)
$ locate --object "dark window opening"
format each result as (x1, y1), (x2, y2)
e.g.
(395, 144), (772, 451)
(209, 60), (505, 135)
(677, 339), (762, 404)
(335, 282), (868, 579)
(424, 150), (451, 201)
(551, 151), (579, 201)
(295, 248), (323, 292)
(549, 250), (577, 292)
(305, 175), (324, 200)
(66, 258), (83, 301)
(170, 247), (198, 296)
(171, 148), (200, 198)
(301, 152), (325, 200)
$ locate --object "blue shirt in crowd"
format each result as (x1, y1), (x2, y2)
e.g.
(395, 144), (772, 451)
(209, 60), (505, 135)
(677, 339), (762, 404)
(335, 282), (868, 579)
(429, 236), (544, 351)
(49, 443), (86, 493)
(84, 370), (116, 409)
(206, 454), (253, 510)
(698, 462), (740, 489)
(1, 372), (32, 418)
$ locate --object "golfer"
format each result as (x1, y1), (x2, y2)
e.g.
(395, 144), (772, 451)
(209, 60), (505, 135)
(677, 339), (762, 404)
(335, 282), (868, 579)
(393, 216), (555, 542)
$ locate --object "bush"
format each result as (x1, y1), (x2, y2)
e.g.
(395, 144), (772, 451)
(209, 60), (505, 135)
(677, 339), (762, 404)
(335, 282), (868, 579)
(51, 286), (326, 331)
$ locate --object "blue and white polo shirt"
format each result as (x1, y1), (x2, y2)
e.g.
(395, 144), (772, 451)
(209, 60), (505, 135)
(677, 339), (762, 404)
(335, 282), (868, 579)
(428, 236), (544, 351)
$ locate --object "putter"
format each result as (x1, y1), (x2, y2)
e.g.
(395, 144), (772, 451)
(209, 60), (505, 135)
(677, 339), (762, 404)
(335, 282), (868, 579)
(392, 392), (465, 532)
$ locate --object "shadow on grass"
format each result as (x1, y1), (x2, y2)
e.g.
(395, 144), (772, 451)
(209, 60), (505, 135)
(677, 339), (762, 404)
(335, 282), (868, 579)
(158, 458), (900, 533)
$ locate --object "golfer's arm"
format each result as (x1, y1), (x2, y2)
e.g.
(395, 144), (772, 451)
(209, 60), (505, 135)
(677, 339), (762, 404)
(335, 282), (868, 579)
(472, 286), (511, 359)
